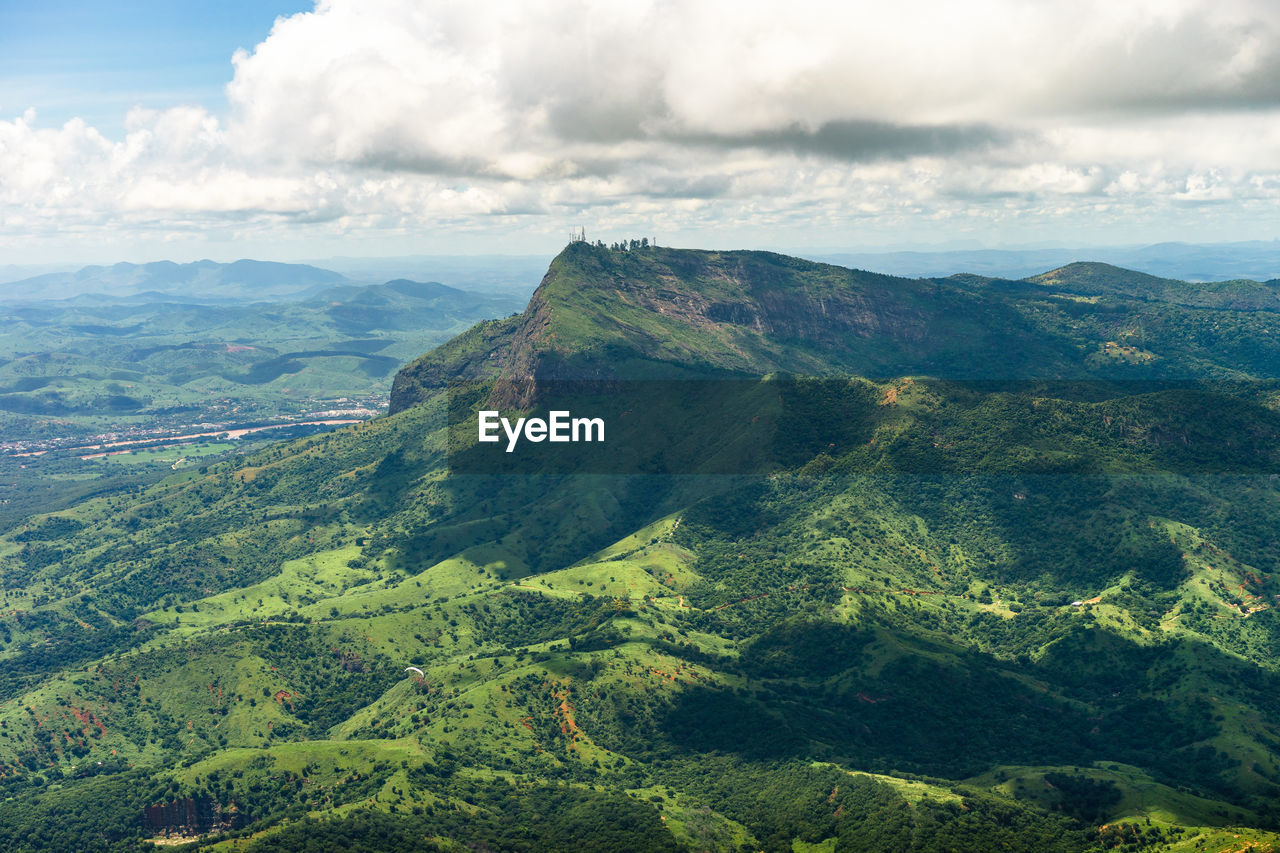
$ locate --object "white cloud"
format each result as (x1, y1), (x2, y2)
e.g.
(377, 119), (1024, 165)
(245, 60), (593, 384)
(3, 0), (1280, 260)
(219, 0), (1280, 169)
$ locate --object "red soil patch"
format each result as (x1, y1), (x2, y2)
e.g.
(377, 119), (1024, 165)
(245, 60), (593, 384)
(547, 682), (585, 749)
(71, 707), (106, 737)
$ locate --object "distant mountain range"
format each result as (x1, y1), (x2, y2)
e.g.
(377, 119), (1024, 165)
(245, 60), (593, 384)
(309, 254), (553, 296)
(803, 239), (1280, 282)
(10, 241), (1280, 306)
(0, 259), (351, 303)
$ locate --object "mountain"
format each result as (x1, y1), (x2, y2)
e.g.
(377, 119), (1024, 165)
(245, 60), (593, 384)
(390, 243), (1077, 412)
(1, 244), (1280, 851)
(393, 243), (1280, 412)
(0, 259), (352, 303)
(1022, 261), (1280, 311)
(807, 238), (1280, 282)
(307, 253), (552, 297)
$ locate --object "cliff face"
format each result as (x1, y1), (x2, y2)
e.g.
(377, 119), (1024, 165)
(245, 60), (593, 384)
(142, 796), (243, 837)
(389, 242), (1065, 414)
(388, 313), (523, 413)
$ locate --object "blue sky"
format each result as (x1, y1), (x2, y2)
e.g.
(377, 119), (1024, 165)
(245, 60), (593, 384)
(1, 1), (310, 133)
(2, 1), (1279, 266)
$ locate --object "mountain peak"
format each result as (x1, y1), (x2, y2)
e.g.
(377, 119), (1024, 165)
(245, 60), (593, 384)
(1027, 261), (1170, 290)
(389, 244), (1081, 413)
(383, 278), (467, 299)
(1027, 259), (1280, 310)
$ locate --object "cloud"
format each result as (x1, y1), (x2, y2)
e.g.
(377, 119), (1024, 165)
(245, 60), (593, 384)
(672, 120), (1020, 163)
(4, 0), (1280, 259)
(217, 0), (1280, 176)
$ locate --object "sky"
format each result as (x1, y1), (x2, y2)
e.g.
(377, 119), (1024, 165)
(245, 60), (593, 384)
(2, 0), (1280, 265)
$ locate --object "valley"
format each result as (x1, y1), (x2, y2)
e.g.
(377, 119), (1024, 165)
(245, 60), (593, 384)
(0, 277), (526, 527)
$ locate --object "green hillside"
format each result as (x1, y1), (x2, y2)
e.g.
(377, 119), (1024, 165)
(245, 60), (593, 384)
(1026, 261), (1280, 312)
(2, 243), (1280, 851)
